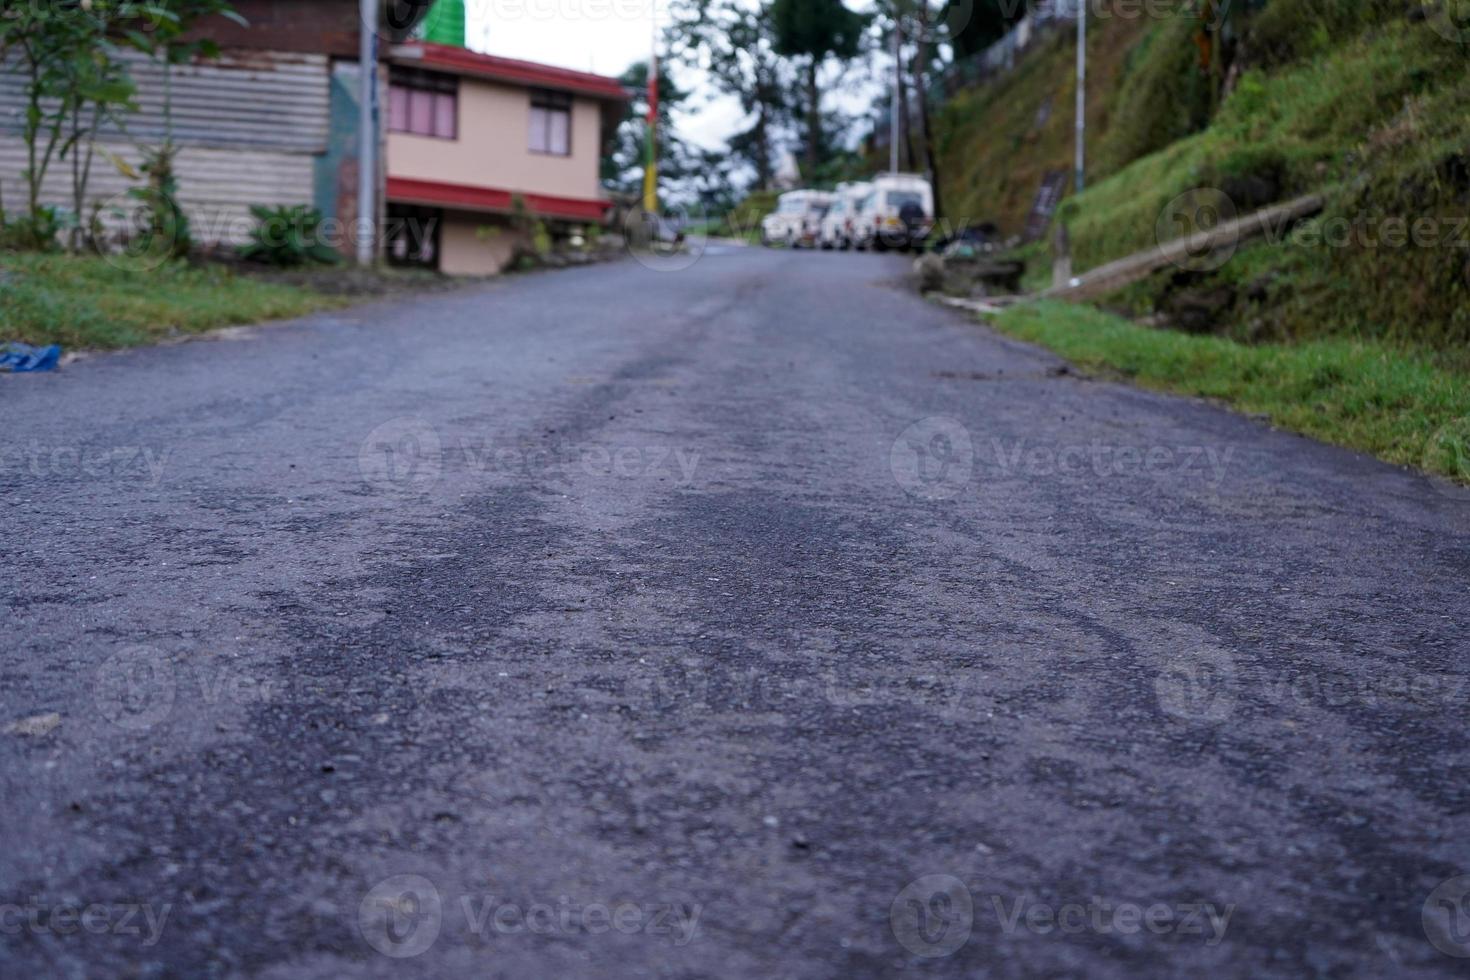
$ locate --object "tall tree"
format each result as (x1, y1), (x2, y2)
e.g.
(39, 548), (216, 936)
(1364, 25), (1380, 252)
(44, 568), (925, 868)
(769, 0), (866, 177)
(603, 61), (705, 204)
(901, 0), (942, 217)
(666, 0), (792, 190)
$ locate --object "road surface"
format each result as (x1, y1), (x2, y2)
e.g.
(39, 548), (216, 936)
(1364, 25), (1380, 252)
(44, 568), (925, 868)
(3, 246), (1468, 978)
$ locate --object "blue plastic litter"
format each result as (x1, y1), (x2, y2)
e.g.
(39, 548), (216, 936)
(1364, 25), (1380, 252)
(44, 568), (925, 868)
(0, 343), (62, 372)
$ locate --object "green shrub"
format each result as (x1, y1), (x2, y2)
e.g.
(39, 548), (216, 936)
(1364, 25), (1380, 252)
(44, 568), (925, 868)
(1244, 0), (1407, 70)
(240, 205), (341, 267)
(126, 143), (192, 263)
(1, 206), (64, 252)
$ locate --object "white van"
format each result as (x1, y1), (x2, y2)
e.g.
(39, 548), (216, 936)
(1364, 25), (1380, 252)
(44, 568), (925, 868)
(855, 173), (934, 251)
(761, 190), (834, 248)
(818, 181), (874, 250)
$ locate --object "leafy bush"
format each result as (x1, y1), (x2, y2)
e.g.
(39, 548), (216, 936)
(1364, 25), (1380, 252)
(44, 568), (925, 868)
(239, 205), (340, 267)
(124, 143), (192, 262)
(1, 206), (64, 252)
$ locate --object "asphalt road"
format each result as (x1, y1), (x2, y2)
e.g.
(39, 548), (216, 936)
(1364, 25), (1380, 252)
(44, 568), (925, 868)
(3, 244), (1469, 978)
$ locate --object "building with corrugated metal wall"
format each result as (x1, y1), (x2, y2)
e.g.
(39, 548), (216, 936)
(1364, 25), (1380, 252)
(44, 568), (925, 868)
(0, 0), (392, 256)
(0, 0), (627, 272)
(0, 48), (333, 251)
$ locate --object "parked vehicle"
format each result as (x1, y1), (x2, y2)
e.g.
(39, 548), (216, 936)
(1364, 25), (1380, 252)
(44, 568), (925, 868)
(856, 173), (935, 252)
(761, 190), (834, 248)
(817, 181), (873, 250)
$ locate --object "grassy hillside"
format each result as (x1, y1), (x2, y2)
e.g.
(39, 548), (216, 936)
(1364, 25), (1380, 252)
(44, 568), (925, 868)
(930, 0), (1470, 480)
(935, 12), (1152, 236)
(935, 1), (1470, 354)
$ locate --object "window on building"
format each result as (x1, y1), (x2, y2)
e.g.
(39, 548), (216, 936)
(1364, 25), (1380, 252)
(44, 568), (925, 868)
(389, 68), (458, 140)
(529, 90), (571, 156)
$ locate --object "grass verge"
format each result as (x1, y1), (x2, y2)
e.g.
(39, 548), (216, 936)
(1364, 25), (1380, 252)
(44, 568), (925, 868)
(0, 253), (353, 351)
(990, 300), (1470, 484)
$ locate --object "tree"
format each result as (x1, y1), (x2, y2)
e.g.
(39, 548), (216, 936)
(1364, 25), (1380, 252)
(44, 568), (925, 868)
(666, 0), (792, 191)
(0, 0), (242, 252)
(1, 3), (84, 247)
(602, 61), (702, 203)
(769, 0), (866, 177)
(896, 0), (943, 217)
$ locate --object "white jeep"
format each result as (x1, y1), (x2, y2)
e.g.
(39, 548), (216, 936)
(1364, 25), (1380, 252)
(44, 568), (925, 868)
(761, 190), (834, 248)
(818, 181), (874, 250)
(855, 173), (934, 252)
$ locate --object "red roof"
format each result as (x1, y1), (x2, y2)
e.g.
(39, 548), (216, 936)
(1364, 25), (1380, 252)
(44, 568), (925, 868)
(389, 42), (629, 102)
(387, 176), (612, 222)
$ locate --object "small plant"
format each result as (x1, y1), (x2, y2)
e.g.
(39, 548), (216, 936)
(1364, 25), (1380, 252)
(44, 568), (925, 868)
(239, 205), (340, 267)
(123, 142), (191, 262)
(1, 206), (63, 252)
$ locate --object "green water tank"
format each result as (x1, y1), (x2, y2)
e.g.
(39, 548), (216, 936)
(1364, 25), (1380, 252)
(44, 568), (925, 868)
(420, 0), (465, 47)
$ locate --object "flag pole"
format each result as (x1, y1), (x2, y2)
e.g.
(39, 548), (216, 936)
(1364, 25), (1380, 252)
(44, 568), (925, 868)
(642, 5), (658, 214)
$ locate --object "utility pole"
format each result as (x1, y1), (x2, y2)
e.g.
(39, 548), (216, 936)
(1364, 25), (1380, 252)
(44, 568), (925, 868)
(1074, 0), (1086, 194)
(890, 19), (900, 174)
(358, 0), (378, 266)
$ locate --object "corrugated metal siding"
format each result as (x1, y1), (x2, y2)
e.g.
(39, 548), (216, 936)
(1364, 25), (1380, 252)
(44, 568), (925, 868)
(0, 50), (330, 151)
(0, 139), (316, 246)
(0, 50), (330, 246)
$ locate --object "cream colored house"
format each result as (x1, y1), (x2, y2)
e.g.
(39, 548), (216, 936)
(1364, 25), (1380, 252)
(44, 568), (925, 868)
(383, 42), (627, 275)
